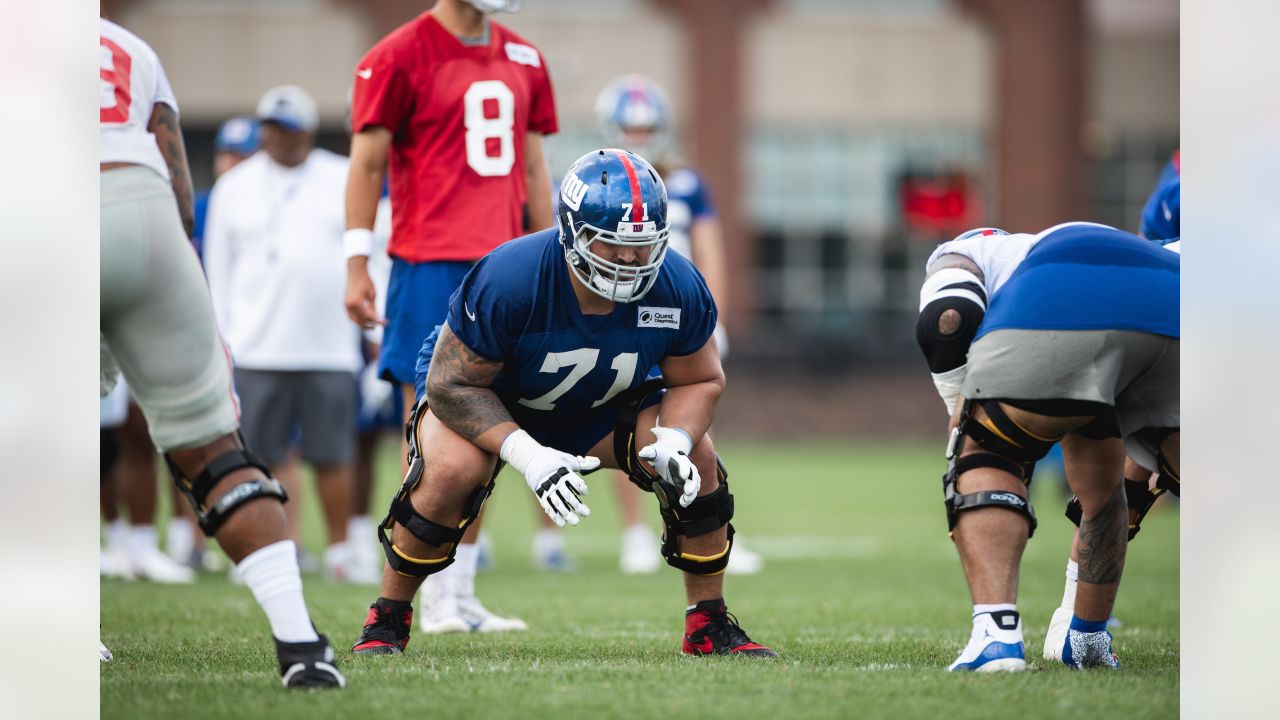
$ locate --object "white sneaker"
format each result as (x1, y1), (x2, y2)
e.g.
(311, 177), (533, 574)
(418, 585), (472, 634)
(323, 542), (381, 584)
(100, 641), (112, 662)
(457, 593), (528, 633)
(130, 545), (195, 584)
(947, 610), (1027, 672)
(1043, 606), (1071, 660)
(619, 525), (661, 575)
(726, 541), (764, 575)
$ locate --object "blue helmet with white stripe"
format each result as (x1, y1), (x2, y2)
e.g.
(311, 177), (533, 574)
(557, 148), (670, 303)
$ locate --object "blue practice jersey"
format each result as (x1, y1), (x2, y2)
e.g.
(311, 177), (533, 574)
(426, 228), (717, 455)
(664, 167), (716, 261)
(1139, 152), (1180, 243)
(977, 223), (1179, 340)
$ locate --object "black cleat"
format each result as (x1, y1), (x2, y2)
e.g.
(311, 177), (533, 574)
(276, 634), (345, 689)
(682, 599), (778, 658)
(352, 599), (413, 655)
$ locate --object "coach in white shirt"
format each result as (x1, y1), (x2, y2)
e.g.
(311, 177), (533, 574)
(204, 85), (360, 578)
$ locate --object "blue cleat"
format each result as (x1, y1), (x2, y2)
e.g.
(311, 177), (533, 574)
(948, 610), (1027, 672)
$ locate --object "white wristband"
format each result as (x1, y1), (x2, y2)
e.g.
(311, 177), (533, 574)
(343, 228), (374, 259)
(931, 365), (968, 416)
(499, 429), (541, 475)
(656, 426), (693, 454)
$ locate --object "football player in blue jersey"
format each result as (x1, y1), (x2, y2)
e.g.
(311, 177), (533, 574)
(917, 222), (1179, 671)
(592, 74), (764, 575)
(351, 149), (777, 658)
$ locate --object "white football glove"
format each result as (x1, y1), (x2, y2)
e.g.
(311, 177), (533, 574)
(637, 426), (700, 507)
(500, 429), (598, 527)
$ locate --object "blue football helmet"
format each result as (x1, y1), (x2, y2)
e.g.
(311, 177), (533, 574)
(214, 116), (260, 156)
(557, 149), (670, 303)
(595, 75), (673, 162)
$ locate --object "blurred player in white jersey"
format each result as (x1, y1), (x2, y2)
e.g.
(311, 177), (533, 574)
(99, 16), (342, 688)
(916, 224), (1180, 670)
(593, 75), (762, 575)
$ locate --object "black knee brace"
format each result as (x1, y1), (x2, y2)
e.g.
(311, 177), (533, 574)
(1066, 477), (1165, 540)
(653, 460), (735, 575)
(941, 399), (1051, 538)
(165, 445), (287, 536)
(1156, 452), (1180, 496)
(378, 396), (496, 578)
(612, 379), (734, 574)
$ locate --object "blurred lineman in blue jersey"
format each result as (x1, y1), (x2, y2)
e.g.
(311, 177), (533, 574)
(351, 149), (776, 658)
(191, 116), (259, 258)
(916, 222), (1179, 671)
(1139, 149), (1180, 246)
(591, 74), (763, 575)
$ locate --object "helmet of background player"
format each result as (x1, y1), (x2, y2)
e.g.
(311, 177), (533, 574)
(595, 75), (673, 164)
(466, 0), (523, 13)
(557, 149), (671, 303)
(950, 227), (1010, 242)
(214, 116), (260, 156)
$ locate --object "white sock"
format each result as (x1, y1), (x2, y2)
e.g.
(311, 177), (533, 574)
(347, 515), (373, 545)
(107, 519), (129, 552)
(166, 518), (195, 560)
(1061, 559), (1079, 610)
(432, 543), (478, 597)
(533, 528), (563, 555)
(127, 524), (158, 558)
(237, 540), (319, 643)
(972, 603), (1017, 617)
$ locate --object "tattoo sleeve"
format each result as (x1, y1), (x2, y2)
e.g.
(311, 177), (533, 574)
(425, 324), (512, 442)
(147, 102), (195, 239)
(1077, 481), (1128, 584)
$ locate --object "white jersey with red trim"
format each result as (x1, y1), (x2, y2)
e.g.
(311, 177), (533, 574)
(99, 18), (178, 180)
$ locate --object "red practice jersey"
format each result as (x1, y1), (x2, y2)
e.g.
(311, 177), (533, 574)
(352, 13), (558, 263)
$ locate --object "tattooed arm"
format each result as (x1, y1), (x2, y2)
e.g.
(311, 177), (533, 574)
(147, 101), (195, 239)
(425, 322), (519, 454)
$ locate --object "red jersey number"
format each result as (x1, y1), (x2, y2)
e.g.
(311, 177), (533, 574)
(463, 80), (515, 177)
(100, 37), (133, 124)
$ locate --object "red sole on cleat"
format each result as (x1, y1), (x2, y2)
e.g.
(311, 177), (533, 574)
(352, 643), (403, 656)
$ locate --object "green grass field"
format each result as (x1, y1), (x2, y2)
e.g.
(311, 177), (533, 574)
(101, 441), (1178, 719)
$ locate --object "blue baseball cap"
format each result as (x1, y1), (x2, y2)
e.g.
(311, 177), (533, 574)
(214, 116), (260, 155)
(256, 85), (318, 133)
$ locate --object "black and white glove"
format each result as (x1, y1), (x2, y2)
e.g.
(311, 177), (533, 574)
(637, 426), (700, 507)
(500, 429), (598, 527)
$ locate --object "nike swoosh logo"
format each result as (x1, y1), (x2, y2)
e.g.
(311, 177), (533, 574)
(356, 68), (372, 79)
(687, 637), (714, 654)
(465, 302), (477, 322)
(1161, 200), (1172, 222)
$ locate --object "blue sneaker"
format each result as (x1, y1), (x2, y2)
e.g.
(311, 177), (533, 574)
(1061, 617), (1120, 669)
(948, 610), (1027, 672)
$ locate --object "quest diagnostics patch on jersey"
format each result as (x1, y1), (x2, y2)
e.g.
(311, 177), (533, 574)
(637, 307), (681, 329)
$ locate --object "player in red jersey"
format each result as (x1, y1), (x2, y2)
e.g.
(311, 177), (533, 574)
(343, 0), (556, 638)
